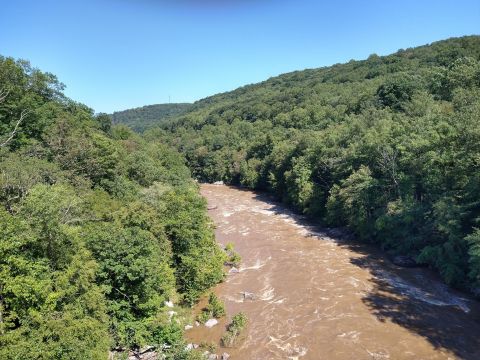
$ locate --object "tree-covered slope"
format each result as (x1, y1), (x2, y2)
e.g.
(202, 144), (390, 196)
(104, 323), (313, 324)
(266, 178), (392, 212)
(150, 35), (480, 293)
(0, 56), (224, 359)
(111, 103), (192, 132)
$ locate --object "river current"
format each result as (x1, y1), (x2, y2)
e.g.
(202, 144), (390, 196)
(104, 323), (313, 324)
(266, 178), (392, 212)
(186, 184), (480, 359)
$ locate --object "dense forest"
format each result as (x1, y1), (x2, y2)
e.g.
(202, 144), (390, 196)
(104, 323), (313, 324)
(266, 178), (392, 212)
(147, 36), (480, 294)
(2, 35), (480, 359)
(0, 57), (225, 359)
(110, 103), (192, 132)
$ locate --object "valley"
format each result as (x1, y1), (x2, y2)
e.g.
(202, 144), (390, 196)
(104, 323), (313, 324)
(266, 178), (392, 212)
(187, 184), (480, 359)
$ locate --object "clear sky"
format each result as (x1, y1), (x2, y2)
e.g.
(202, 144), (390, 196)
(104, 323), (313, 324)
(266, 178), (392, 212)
(1, 0), (479, 113)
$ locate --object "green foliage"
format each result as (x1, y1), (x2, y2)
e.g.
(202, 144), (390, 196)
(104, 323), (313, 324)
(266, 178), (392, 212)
(376, 74), (418, 111)
(160, 187), (226, 305)
(149, 36), (480, 292)
(327, 166), (381, 239)
(224, 243), (242, 267)
(0, 152), (65, 211)
(196, 311), (211, 324)
(199, 341), (217, 353)
(197, 293), (226, 322)
(0, 56), (225, 357)
(221, 312), (248, 348)
(466, 229), (480, 290)
(150, 320), (184, 349)
(0, 193), (110, 360)
(285, 156), (314, 213)
(95, 112), (112, 133)
(111, 103), (192, 132)
(82, 222), (176, 348)
(2, 35), (480, 358)
(207, 293), (226, 318)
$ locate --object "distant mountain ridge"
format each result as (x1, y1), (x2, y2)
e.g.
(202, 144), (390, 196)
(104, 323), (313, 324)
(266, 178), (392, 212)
(110, 103), (191, 132)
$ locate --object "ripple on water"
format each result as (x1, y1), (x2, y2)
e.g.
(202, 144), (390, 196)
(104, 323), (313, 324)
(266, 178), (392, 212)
(337, 330), (361, 343)
(267, 336), (308, 360)
(270, 297), (286, 304)
(377, 270), (470, 313)
(238, 257), (271, 272)
(366, 349), (390, 359)
(259, 286), (275, 301)
(195, 184), (480, 360)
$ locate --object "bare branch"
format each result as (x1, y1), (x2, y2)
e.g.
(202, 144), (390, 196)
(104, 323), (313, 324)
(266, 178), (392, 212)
(0, 89), (9, 103)
(377, 146), (400, 196)
(0, 109), (30, 148)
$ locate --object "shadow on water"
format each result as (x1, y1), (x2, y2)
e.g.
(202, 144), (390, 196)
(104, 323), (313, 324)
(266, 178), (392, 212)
(243, 187), (480, 359)
(349, 249), (480, 360)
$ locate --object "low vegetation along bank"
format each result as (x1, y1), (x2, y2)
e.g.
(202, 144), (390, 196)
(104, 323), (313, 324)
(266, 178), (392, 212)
(148, 36), (480, 294)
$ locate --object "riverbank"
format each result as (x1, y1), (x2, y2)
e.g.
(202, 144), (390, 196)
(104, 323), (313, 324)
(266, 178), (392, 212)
(186, 184), (480, 360)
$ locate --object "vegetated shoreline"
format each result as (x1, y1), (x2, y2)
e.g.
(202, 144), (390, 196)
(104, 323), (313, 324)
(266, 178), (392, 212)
(205, 182), (478, 299)
(2, 33), (479, 360)
(0, 55), (227, 360)
(187, 183), (480, 360)
(152, 35), (480, 298)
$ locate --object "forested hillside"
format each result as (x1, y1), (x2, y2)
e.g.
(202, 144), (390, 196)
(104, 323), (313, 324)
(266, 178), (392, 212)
(2, 35), (480, 359)
(0, 57), (224, 359)
(111, 103), (192, 132)
(148, 36), (480, 293)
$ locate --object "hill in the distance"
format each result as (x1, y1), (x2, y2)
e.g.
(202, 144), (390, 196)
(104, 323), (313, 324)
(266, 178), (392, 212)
(110, 103), (191, 132)
(149, 35), (480, 294)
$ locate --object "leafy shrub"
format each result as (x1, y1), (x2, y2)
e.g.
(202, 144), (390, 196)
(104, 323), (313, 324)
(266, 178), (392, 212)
(207, 293), (226, 318)
(224, 243), (241, 267)
(197, 293), (226, 323)
(221, 312), (248, 348)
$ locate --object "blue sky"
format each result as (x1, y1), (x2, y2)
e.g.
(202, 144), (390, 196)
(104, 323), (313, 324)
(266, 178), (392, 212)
(1, 0), (479, 113)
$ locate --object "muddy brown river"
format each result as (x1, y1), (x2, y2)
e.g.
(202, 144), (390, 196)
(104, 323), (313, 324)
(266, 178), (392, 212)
(186, 184), (480, 359)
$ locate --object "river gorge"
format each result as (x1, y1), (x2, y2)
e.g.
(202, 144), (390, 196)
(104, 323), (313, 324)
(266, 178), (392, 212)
(186, 184), (480, 360)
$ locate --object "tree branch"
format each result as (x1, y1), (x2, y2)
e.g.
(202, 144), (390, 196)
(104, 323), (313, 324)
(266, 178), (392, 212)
(0, 89), (9, 103)
(0, 109), (30, 148)
(377, 146), (401, 197)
